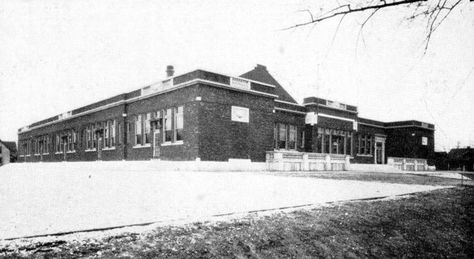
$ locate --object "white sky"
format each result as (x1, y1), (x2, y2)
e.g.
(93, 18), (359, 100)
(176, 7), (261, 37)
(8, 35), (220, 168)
(0, 0), (473, 151)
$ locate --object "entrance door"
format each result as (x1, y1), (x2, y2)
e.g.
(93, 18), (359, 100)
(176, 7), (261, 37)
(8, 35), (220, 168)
(153, 130), (161, 158)
(62, 141), (67, 161)
(97, 137), (103, 160)
(375, 142), (383, 164)
(39, 141), (44, 161)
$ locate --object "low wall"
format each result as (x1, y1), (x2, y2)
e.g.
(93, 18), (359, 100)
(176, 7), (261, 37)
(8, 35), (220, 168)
(387, 157), (429, 171)
(1, 159), (267, 172)
(266, 151), (350, 171)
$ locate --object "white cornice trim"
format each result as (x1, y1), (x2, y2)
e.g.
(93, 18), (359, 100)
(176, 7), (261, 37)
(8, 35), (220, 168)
(274, 107), (306, 115)
(358, 122), (385, 129)
(275, 99), (304, 107)
(19, 79), (278, 134)
(196, 79), (279, 98)
(19, 100), (126, 133)
(318, 113), (355, 123)
(304, 102), (358, 114)
(385, 125), (435, 130)
(195, 68), (276, 88)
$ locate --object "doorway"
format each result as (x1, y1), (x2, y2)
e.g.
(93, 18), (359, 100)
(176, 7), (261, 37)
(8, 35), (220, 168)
(374, 136), (386, 164)
(153, 130), (161, 158)
(376, 142), (383, 164)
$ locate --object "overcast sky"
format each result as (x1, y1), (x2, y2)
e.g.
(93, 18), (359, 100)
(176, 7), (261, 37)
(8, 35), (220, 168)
(1, 0), (473, 151)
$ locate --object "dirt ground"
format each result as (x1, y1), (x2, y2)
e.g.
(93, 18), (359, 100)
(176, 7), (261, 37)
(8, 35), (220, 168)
(2, 186), (472, 258)
(0, 163), (447, 240)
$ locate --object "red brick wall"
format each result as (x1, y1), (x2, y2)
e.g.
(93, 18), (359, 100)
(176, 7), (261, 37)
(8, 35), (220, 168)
(197, 84), (274, 162)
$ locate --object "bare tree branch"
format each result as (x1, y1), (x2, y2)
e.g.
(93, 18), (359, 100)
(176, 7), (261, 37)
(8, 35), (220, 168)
(284, 0), (427, 30)
(356, 8), (381, 50)
(287, 0), (469, 52)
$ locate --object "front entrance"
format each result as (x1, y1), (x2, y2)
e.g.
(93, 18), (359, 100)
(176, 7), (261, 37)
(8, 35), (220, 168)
(61, 136), (68, 161)
(95, 129), (104, 161)
(153, 130), (161, 158)
(39, 140), (44, 161)
(97, 137), (103, 160)
(374, 136), (386, 164)
(375, 143), (383, 164)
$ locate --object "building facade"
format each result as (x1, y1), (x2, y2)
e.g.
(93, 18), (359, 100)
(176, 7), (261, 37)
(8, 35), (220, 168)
(0, 140), (17, 166)
(17, 65), (435, 164)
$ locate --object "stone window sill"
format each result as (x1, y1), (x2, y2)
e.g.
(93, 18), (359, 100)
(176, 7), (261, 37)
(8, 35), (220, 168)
(356, 154), (373, 157)
(161, 141), (183, 146)
(133, 144), (151, 149)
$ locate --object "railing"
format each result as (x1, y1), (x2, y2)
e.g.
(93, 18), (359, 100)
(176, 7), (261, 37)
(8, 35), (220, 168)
(387, 157), (428, 171)
(266, 151), (350, 171)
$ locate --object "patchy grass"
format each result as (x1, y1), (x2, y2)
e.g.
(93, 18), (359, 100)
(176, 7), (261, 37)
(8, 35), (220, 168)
(2, 187), (473, 258)
(265, 171), (473, 186)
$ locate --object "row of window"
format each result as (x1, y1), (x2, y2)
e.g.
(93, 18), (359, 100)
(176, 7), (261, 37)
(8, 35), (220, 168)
(133, 106), (183, 146)
(19, 106), (186, 157)
(84, 120), (117, 150)
(19, 130), (76, 156)
(358, 134), (373, 156)
(273, 123), (304, 150)
(34, 135), (51, 154)
(314, 128), (353, 155)
(55, 130), (77, 153)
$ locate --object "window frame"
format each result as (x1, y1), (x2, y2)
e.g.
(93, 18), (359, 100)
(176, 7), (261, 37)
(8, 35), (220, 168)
(174, 106), (183, 142)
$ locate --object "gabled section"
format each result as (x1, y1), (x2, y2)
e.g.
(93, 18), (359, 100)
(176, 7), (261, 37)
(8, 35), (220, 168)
(240, 64), (298, 104)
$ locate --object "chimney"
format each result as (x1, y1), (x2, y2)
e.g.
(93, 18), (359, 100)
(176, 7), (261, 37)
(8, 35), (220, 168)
(256, 64), (267, 71)
(166, 65), (174, 77)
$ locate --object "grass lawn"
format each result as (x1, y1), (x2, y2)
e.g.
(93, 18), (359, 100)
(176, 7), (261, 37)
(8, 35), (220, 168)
(264, 171), (473, 186)
(2, 186), (473, 258)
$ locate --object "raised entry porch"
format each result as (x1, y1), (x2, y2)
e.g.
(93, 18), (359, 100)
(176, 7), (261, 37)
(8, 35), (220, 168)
(266, 151), (350, 171)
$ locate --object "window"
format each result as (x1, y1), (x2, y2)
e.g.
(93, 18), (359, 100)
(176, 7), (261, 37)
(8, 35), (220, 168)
(332, 130), (344, 154)
(92, 124), (97, 149)
(117, 122), (121, 144)
(273, 124), (278, 148)
(288, 125), (297, 150)
(34, 139), (39, 155)
(274, 123), (299, 150)
(299, 130), (305, 149)
(368, 136), (372, 155)
(68, 132), (73, 152)
(104, 121), (109, 147)
(358, 134), (373, 155)
(346, 132), (352, 156)
(316, 130), (322, 153)
(174, 106), (183, 141)
(323, 129), (331, 154)
(164, 109), (172, 142)
(359, 135), (366, 155)
(278, 123), (287, 149)
(86, 125), (92, 150)
(110, 120), (116, 147)
(59, 134), (64, 153)
(56, 135), (60, 153)
(315, 128), (352, 155)
(135, 115), (142, 145)
(144, 113), (151, 144)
